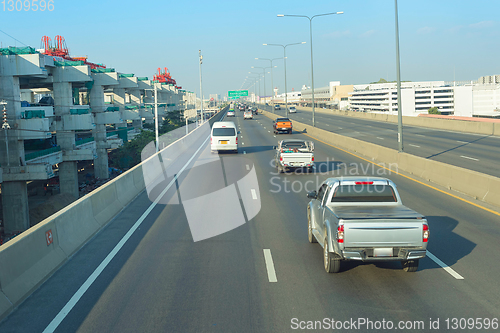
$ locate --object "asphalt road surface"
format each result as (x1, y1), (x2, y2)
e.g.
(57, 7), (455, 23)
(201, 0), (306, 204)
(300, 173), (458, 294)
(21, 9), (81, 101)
(257, 103), (500, 178)
(1, 110), (499, 332)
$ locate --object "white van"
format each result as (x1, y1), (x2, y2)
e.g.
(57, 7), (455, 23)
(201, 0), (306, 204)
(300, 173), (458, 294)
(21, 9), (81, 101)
(211, 121), (238, 153)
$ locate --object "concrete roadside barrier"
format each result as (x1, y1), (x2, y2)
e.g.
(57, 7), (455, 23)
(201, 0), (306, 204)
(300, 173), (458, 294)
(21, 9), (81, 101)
(90, 181), (122, 227)
(0, 220), (67, 318)
(54, 196), (101, 256)
(263, 110), (500, 209)
(0, 108), (228, 321)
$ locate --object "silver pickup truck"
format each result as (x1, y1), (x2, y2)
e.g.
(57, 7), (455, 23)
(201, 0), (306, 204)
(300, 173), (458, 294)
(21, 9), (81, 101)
(307, 177), (429, 273)
(274, 139), (314, 173)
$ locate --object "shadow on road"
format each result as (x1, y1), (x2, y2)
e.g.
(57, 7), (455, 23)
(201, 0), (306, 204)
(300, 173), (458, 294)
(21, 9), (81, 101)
(425, 135), (491, 159)
(338, 215), (475, 273)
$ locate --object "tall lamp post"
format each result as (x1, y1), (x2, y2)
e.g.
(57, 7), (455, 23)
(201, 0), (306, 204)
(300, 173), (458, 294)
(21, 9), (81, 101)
(278, 11), (343, 126)
(199, 50), (204, 124)
(248, 72), (263, 101)
(263, 42), (306, 117)
(251, 66), (272, 106)
(256, 57), (282, 113)
(394, 0), (404, 152)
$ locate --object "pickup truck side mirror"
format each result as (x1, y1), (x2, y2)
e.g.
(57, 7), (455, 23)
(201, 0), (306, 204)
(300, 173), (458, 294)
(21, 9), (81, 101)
(306, 191), (317, 199)
(237, 131), (241, 134)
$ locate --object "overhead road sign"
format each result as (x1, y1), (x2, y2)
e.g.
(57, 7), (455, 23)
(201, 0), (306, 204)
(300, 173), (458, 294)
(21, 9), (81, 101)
(228, 90), (249, 97)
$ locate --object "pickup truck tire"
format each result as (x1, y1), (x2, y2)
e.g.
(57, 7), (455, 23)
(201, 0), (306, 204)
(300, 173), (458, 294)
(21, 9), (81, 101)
(324, 239), (340, 273)
(307, 211), (317, 243)
(288, 130), (292, 134)
(402, 259), (419, 272)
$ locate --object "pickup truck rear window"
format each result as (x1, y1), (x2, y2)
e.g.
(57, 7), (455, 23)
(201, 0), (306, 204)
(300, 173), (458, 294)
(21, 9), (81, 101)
(331, 185), (397, 202)
(212, 128), (236, 136)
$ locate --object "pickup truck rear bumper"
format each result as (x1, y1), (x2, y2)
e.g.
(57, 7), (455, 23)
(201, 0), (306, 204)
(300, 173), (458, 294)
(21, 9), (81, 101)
(341, 248), (427, 261)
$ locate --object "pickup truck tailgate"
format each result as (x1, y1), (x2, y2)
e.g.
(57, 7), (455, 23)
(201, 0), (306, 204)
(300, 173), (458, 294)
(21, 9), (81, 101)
(343, 219), (424, 248)
(276, 121), (291, 128)
(282, 153), (313, 165)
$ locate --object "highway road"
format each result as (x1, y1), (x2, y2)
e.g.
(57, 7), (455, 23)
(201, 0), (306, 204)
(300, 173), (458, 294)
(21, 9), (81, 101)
(257, 103), (500, 178)
(1, 110), (499, 332)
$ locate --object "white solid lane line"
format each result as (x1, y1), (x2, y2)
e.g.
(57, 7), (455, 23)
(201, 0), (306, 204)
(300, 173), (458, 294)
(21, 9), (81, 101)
(251, 189), (258, 200)
(460, 155), (479, 161)
(43, 134), (211, 333)
(409, 144), (420, 148)
(263, 249), (278, 282)
(427, 251), (464, 280)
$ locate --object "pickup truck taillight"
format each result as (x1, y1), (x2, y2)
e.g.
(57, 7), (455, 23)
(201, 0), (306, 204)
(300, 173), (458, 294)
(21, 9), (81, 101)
(312, 156), (314, 162)
(236, 136), (238, 144)
(280, 156), (283, 161)
(423, 224), (429, 242)
(337, 224), (344, 243)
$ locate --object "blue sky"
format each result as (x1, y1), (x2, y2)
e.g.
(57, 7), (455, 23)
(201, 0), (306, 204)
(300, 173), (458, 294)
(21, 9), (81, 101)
(1, 0), (499, 98)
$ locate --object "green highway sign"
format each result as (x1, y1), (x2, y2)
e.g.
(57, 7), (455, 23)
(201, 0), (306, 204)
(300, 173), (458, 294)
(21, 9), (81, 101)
(228, 90), (249, 97)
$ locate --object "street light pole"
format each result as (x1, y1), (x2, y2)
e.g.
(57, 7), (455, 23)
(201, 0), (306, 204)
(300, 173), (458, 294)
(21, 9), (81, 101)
(154, 84), (159, 152)
(263, 42), (306, 118)
(199, 50), (204, 125)
(278, 11), (343, 127)
(248, 72), (263, 101)
(394, 0), (404, 152)
(251, 66), (272, 106)
(256, 57), (282, 114)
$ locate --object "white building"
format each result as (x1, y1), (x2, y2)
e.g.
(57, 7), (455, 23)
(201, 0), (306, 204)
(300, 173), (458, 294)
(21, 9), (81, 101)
(349, 81), (455, 116)
(275, 91), (301, 104)
(454, 75), (500, 117)
(301, 81), (339, 106)
(349, 76), (500, 117)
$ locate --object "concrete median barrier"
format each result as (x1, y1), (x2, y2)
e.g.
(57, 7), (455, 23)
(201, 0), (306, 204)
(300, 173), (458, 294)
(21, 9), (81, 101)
(263, 110), (500, 209)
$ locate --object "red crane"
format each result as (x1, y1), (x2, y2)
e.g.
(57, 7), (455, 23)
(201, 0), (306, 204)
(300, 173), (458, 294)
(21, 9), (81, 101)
(40, 35), (105, 69)
(153, 67), (177, 85)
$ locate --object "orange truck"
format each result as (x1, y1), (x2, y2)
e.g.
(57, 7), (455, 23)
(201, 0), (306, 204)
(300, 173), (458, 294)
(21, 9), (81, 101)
(273, 117), (292, 134)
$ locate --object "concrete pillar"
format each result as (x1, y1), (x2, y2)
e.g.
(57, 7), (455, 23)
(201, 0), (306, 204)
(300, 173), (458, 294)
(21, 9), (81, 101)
(144, 90), (154, 124)
(129, 89), (142, 129)
(90, 84), (109, 179)
(0, 75), (30, 232)
(1, 182), (30, 233)
(53, 82), (79, 199)
(113, 88), (127, 140)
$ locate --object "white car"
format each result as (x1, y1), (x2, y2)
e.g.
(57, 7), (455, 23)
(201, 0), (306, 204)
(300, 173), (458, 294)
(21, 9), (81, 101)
(227, 109), (235, 117)
(211, 121), (238, 153)
(244, 111), (253, 119)
(289, 106), (297, 113)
